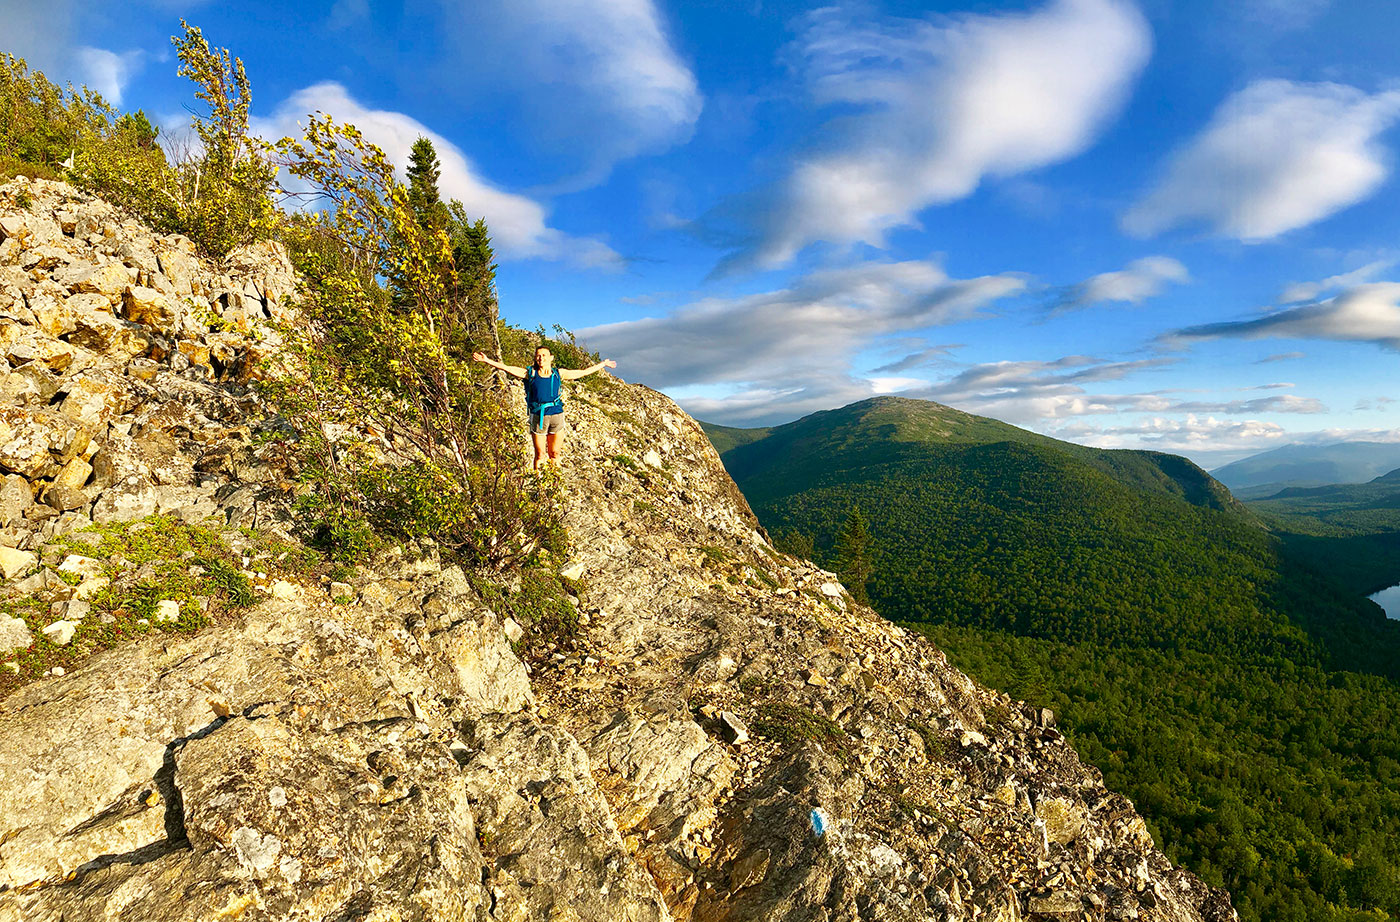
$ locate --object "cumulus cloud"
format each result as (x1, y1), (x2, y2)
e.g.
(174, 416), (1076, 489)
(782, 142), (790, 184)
(258, 83), (620, 268)
(74, 47), (143, 106)
(584, 259), (1025, 388)
(1124, 80), (1400, 241)
(915, 356), (1177, 424)
(436, 0), (700, 188)
(1278, 258), (1395, 303)
(1170, 395), (1325, 414)
(725, 0), (1150, 270)
(1055, 256), (1189, 312)
(1055, 415), (1289, 453)
(1167, 282), (1400, 351)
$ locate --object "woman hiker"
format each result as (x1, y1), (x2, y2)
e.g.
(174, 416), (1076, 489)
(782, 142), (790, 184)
(472, 346), (617, 470)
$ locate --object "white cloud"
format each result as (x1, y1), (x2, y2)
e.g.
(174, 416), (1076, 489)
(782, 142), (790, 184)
(1278, 258), (1395, 303)
(436, 0), (700, 188)
(1060, 420), (1400, 467)
(1168, 282), (1400, 351)
(732, 0), (1150, 270)
(74, 47), (143, 106)
(1056, 415), (1290, 453)
(916, 356), (1176, 424)
(1124, 80), (1400, 241)
(259, 83), (620, 268)
(582, 258), (1025, 391)
(1170, 395), (1325, 414)
(1057, 256), (1189, 311)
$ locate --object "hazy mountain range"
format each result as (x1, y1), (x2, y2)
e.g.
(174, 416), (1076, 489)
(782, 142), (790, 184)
(1211, 441), (1400, 499)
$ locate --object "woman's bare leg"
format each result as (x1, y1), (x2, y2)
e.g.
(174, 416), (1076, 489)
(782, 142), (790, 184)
(531, 431), (547, 470)
(546, 429), (565, 466)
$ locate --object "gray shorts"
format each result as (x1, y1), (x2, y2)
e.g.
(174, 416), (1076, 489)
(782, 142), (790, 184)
(531, 412), (566, 435)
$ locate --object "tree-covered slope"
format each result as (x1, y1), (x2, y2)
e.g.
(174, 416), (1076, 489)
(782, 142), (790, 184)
(718, 397), (1236, 513)
(707, 395), (1400, 922)
(914, 623), (1400, 922)
(1247, 468), (1400, 596)
(709, 396), (1390, 672)
(697, 420), (771, 456)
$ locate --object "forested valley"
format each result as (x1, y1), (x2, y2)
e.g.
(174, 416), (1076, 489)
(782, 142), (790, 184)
(708, 396), (1400, 922)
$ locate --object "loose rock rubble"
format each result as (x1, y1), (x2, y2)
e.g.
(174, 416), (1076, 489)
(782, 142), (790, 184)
(0, 180), (1237, 922)
(0, 177), (294, 550)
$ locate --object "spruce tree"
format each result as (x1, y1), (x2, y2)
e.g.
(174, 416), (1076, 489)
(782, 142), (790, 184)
(835, 508), (873, 605)
(447, 204), (502, 362)
(406, 136), (445, 229)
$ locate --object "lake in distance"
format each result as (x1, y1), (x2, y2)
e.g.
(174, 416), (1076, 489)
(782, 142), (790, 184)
(1370, 584), (1400, 620)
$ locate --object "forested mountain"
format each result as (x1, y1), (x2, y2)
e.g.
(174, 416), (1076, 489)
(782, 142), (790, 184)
(1212, 441), (1400, 499)
(1246, 467), (1400, 596)
(699, 420), (771, 456)
(705, 396), (1400, 922)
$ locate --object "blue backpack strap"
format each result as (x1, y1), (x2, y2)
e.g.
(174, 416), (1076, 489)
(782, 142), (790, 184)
(527, 367), (564, 431)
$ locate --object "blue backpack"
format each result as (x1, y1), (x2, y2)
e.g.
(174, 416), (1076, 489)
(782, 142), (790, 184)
(525, 367), (564, 430)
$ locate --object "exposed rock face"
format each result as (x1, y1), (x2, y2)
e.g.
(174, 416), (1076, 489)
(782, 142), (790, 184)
(0, 179), (1237, 921)
(0, 178), (296, 556)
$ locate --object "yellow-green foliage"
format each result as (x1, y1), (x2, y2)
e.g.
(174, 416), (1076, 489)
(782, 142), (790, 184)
(0, 28), (277, 257)
(266, 116), (565, 570)
(76, 22), (278, 256)
(471, 569), (580, 661)
(0, 53), (114, 175)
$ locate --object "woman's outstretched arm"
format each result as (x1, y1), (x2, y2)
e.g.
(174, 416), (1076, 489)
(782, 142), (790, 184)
(472, 352), (528, 379)
(559, 359), (617, 381)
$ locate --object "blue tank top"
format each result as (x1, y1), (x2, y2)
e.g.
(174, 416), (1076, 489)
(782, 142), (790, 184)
(525, 367), (563, 413)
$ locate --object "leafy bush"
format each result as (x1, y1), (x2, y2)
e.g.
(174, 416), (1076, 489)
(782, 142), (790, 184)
(74, 22), (278, 256)
(0, 53), (114, 173)
(264, 114), (566, 570)
(1, 28), (277, 257)
(472, 569), (580, 660)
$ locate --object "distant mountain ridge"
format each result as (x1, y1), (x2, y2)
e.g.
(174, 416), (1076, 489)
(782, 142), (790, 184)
(701, 396), (1390, 662)
(1211, 441), (1400, 498)
(707, 396), (1238, 514)
(702, 395), (1400, 922)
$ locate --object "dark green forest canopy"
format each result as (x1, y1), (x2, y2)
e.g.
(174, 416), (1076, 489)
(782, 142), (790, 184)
(1246, 469), (1400, 596)
(705, 395), (1400, 922)
(710, 396), (1397, 673)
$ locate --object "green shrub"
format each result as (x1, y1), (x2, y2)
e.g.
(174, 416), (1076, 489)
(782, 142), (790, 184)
(472, 569), (579, 659)
(0, 31), (278, 258)
(1, 516), (259, 696)
(753, 701), (851, 762)
(0, 52), (113, 171)
(264, 115), (566, 571)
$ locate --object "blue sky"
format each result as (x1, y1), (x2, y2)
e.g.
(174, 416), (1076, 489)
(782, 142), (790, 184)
(4, 0), (1399, 467)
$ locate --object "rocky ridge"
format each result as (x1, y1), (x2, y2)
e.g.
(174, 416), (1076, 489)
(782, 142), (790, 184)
(0, 179), (1236, 922)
